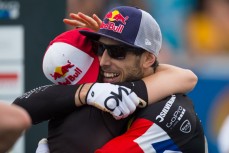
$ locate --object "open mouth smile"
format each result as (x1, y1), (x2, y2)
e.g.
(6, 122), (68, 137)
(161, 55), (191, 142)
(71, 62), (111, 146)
(101, 71), (120, 83)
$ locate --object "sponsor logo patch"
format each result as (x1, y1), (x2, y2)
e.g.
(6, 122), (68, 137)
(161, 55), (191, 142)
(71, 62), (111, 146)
(101, 10), (129, 33)
(180, 120), (191, 133)
(156, 95), (176, 123)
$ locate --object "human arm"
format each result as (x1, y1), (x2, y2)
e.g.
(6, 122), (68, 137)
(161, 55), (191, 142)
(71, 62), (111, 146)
(76, 64), (197, 107)
(13, 82), (147, 123)
(13, 85), (80, 124)
(75, 63), (197, 118)
(13, 63), (197, 123)
(142, 64), (197, 104)
(0, 102), (31, 153)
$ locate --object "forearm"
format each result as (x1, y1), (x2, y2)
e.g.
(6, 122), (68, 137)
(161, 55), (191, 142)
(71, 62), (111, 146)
(142, 64), (197, 104)
(13, 81), (147, 123)
(76, 81), (148, 107)
(13, 85), (79, 124)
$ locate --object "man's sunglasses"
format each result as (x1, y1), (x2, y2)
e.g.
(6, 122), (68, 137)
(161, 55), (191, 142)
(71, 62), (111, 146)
(92, 41), (145, 60)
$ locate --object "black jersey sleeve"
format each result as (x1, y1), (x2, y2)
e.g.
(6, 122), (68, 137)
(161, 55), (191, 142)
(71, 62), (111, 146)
(115, 80), (148, 103)
(13, 80), (147, 124)
(13, 84), (79, 124)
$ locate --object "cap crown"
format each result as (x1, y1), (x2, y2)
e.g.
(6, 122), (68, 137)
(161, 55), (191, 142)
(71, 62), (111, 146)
(43, 28), (99, 85)
(80, 6), (162, 56)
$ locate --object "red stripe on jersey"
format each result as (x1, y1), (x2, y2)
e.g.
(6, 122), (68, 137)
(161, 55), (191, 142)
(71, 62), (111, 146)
(95, 118), (154, 153)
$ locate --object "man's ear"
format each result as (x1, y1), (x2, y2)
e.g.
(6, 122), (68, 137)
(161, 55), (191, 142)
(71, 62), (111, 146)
(142, 52), (156, 68)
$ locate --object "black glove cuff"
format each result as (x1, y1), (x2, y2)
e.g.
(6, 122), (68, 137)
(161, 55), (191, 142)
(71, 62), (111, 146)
(114, 80), (148, 106)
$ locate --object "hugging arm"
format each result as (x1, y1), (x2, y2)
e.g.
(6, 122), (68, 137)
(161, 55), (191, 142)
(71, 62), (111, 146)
(13, 64), (197, 123)
(77, 64), (197, 110)
(143, 64), (197, 104)
(13, 82), (147, 123)
(13, 85), (79, 124)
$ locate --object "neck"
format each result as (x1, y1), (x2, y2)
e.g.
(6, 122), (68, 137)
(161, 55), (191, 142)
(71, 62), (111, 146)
(143, 67), (155, 78)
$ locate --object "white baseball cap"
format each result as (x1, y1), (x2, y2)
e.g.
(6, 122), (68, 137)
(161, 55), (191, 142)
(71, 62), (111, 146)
(43, 28), (99, 85)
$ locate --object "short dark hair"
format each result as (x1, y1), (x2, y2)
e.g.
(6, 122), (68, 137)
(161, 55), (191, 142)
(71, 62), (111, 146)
(152, 58), (159, 73)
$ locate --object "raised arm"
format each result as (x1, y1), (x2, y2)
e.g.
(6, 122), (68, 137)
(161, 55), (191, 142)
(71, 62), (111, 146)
(63, 12), (101, 31)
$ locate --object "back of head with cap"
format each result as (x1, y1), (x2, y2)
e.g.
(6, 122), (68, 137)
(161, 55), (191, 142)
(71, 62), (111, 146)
(80, 6), (162, 57)
(42, 28), (99, 85)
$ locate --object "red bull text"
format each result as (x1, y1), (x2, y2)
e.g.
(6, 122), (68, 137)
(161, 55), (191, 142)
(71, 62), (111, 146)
(101, 10), (129, 33)
(50, 60), (83, 85)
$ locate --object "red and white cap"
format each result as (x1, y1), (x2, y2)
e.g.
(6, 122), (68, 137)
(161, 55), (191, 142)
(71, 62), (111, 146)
(42, 28), (99, 85)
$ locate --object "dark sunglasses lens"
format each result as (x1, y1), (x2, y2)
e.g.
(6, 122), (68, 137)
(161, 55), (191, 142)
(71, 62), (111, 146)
(92, 41), (128, 59)
(92, 41), (105, 56)
(107, 46), (126, 59)
(97, 44), (105, 56)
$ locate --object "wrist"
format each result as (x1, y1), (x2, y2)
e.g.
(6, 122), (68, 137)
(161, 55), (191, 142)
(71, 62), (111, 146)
(75, 83), (93, 107)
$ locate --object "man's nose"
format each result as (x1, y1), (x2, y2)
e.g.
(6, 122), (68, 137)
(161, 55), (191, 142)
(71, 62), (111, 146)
(99, 50), (111, 66)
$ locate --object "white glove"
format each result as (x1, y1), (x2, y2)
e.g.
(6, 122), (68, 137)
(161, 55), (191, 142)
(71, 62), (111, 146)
(86, 83), (140, 120)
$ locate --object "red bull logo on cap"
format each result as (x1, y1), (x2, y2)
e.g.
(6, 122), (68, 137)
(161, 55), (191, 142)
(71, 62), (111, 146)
(50, 60), (74, 80)
(101, 10), (129, 33)
(50, 60), (83, 85)
(105, 10), (129, 25)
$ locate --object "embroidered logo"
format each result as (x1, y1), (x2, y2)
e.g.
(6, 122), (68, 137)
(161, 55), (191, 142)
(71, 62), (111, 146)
(100, 10), (129, 33)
